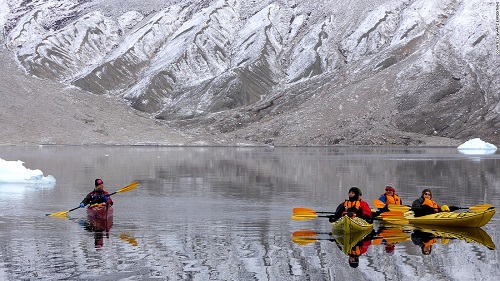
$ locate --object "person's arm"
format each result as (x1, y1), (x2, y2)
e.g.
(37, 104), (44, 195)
(103, 191), (113, 205)
(331, 202), (345, 221)
(378, 194), (387, 204)
(80, 193), (91, 207)
(360, 201), (373, 219)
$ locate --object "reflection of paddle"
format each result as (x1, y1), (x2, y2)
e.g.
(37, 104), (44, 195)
(292, 230), (329, 245)
(291, 211), (408, 224)
(373, 200), (493, 213)
(46, 181), (139, 217)
(119, 233), (139, 246)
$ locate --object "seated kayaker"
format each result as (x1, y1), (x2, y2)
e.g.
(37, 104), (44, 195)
(329, 187), (373, 222)
(411, 189), (450, 217)
(377, 183), (402, 213)
(80, 178), (114, 208)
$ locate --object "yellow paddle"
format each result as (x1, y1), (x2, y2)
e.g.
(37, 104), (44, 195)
(46, 181), (139, 217)
(457, 203), (493, 212)
(291, 211), (409, 224)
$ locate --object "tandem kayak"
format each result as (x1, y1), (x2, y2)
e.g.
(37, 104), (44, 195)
(404, 207), (495, 227)
(331, 214), (373, 234)
(86, 203), (113, 220)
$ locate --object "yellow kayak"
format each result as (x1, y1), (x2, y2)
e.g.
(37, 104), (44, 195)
(404, 207), (496, 227)
(331, 214), (373, 234)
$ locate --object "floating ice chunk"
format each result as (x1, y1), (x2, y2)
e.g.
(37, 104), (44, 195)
(457, 138), (497, 155)
(0, 158), (56, 184)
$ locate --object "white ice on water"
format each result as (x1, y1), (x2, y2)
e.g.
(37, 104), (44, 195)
(0, 158), (56, 184)
(457, 138), (497, 155)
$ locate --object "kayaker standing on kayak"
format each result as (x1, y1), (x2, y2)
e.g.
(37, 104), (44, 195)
(329, 187), (372, 222)
(80, 179), (113, 208)
(377, 183), (402, 213)
(411, 188), (449, 217)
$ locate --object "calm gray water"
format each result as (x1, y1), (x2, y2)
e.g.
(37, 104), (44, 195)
(0, 146), (499, 280)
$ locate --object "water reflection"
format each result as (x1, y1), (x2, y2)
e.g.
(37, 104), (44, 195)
(79, 216), (113, 248)
(293, 223), (495, 264)
(0, 146), (499, 280)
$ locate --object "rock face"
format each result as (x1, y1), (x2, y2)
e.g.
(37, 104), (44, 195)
(1, 0), (499, 146)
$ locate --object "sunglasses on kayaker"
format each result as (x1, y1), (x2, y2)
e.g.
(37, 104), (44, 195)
(424, 192), (431, 195)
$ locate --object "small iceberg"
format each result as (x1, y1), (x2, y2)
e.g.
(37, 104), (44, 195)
(457, 138), (497, 155)
(0, 158), (56, 184)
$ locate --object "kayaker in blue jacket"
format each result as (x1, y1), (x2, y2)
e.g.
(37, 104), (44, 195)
(376, 183), (402, 213)
(378, 183), (402, 205)
(80, 179), (113, 208)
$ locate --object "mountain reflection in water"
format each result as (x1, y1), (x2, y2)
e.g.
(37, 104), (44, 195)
(0, 146), (498, 280)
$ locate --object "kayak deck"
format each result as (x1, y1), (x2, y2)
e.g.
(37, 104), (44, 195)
(331, 215), (373, 234)
(86, 203), (113, 220)
(404, 207), (495, 227)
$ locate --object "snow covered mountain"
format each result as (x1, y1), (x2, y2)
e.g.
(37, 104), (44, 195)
(1, 0), (499, 146)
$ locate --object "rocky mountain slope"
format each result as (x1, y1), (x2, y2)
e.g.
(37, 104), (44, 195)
(0, 0), (498, 146)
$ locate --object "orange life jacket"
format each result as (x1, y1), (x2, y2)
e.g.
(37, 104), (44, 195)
(343, 200), (361, 213)
(422, 198), (439, 212)
(382, 193), (402, 205)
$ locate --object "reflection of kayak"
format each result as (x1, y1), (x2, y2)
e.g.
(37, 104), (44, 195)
(333, 227), (373, 256)
(85, 215), (113, 232)
(86, 203), (113, 220)
(331, 215), (373, 234)
(404, 207), (495, 227)
(405, 225), (495, 250)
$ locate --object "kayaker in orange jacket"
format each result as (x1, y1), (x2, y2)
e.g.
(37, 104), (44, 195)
(329, 187), (373, 222)
(377, 183), (402, 213)
(80, 179), (113, 208)
(378, 183), (402, 205)
(411, 189), (449, 217)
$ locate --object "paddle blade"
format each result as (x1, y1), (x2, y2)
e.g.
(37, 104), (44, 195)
(469, 204), (493, 212)
(115, 181), (139, 194)
(293, 230), (317, 237)
(373, 200), (386, 209)
(291, 213), (319, 221)
(379, 211), (406, 217)
(119, 233), (139, 246)
(293, 207), (317, 214)
(387, 204), (411, 212)
(46, 211), (70, 217)
(379, 216), (409, 225)
(292, 236), (317, 245)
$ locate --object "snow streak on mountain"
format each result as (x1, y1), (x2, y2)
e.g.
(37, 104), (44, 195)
(1, 0), (499, 145)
